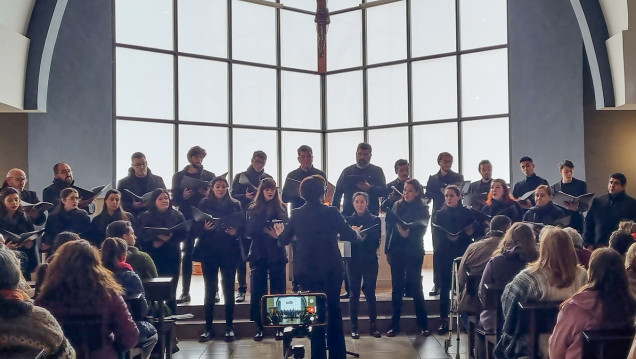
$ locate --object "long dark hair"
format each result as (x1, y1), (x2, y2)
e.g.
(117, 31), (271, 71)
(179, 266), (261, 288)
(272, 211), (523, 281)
(565, 248), (636, 329)
(208, 176), (239, 205)
(147, 188), (172, 213)
(249, 178), (287, 219)
(100, 237), (128, 274)
(101, 189), (130, 221)
(0, 187), (25, 218)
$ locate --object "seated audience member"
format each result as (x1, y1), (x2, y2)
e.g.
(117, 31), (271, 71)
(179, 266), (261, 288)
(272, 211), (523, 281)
(0, 248), (75, 358)
(36, 240), (139, 358)
(101, 237), (157, 359)
(457, 215), (512, 315)
(34, 232), (81, 298)
(563, 227), (591, 269)
(625, 242), (636, 299)
(522, 185), (566, 225)
(42, 188), (90, 255)
(481, 179), (522, 223)
(87, 189), (134, 247)
(609, 230), (635, 257)
(619, 220), (636, 240)
(0, 187), (38, 279)
(494, 226), (587, 359)
(117, 152), (167, 218)
(478, 223), (538, 333)
(106, 220), (157, 281)
(42, 162), (95, 214)
(549, 248), (636, 359)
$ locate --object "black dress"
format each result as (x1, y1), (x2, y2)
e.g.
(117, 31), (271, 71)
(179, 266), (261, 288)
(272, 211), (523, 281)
(192, 197), (243, 331)
(0, 212), (37, 279)
(385, 199), (430, 332)
(344, 210), (381, 331)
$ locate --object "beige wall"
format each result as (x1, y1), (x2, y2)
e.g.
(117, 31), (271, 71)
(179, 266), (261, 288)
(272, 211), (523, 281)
(0, 113), (28, 184)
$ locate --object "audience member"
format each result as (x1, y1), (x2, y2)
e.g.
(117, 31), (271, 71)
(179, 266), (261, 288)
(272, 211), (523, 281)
(562, 227), (591, 268)
(106, 220), (157, 281)
(625, 242), (636, 300)
(494, 227), (587, 358)
(619, 220), (636, 240)
(0, 248), (75, 358)
(36, 240), (139, 358)
(609, 230), (635, 257)
(34, 232), (81, 298)
(549, 248), (636, 359)
(101, 237), (157, 359)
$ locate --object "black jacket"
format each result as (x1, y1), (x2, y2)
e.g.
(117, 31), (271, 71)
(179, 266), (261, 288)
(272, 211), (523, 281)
(171, 166), (215, 219)
(193, 197), (243, 266)
(136, 208), (187, 275)
(466, 180), (492, 211)
(333, 164), (386, 216)
(551, 178), (588, 233)
(231, 166), (272, 209)
(481, 199), (523, 223)
(117, 168), (166, 218)
(512, 174), (548, 205)
(385, 199), (430, 256)
(425, 170), (464, 213)
(282, 166), (326, 209)
(87, 210), (135, 247)
(382, 178), (406, 212)
(344, 211), (381, 264)
(279, 202), (359, 282)
(0, 212), (38, 272)
(246, 202), (288, 266)
(584, 191), (636, 247)
(43, 208), (91, 247)
(522, 201), (566, 225)
(432, 205), (476, 255)
(42, 178), (95, 214)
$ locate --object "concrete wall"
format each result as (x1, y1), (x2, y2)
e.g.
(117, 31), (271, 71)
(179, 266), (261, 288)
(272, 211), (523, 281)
(508, 0), (586, 186)
(27, 0), (113, 195)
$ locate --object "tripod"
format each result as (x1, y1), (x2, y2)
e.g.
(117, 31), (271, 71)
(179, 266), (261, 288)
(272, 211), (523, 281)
(281, 325), (360, 358)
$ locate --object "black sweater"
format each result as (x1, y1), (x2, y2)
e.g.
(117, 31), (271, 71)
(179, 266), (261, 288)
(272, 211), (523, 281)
(333, 164), (386, 216)
(282, 166), (326, 209)
(246, 202), (288, 266)
(87, 210), (135, 247)
(193, 197), (243, 266)
(432, 205), (476, 253)
(171, 166), (215, 219)
(117, 168), (166, 218)
(512, 174), (548, 205)
(385, 199), (430, 256)
(344, 211), (381, 264)
(43, 208), (90, 247)
(522, 201), (566, 225)
(42, 178), (95, 215)
(425, 170), (464, 213)
(231, 166), (272, 209)
(0, 212), (37, 272)
(481, 199), (522, 223)
(584, 191), (636, 247)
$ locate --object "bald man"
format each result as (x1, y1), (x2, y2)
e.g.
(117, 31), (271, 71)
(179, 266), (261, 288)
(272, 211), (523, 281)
(1, 168), (46, 225)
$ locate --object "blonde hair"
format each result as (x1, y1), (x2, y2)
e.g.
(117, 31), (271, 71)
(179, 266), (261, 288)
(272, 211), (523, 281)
(529, 226), (579, 288)
(625, 242), (636, 272)
(618, 221), (636, 235)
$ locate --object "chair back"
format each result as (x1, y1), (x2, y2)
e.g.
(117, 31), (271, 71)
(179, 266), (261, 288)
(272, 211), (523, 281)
(125, 293), (145, 321)
(465, 271), (482, 296)
(582, 328), (635, 359)
(60, 314), (103, 359)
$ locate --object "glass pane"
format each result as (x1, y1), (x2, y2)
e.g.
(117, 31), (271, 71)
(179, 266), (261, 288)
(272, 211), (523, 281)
(231, 0), (276, 65)
(461, 118), (510, 183)
(281, 71), (321, 129)
(281, 0), (317, 12)
(411, 0), (456, 57)
(367, 64), (408, 126)
(412, 122), (459, 183)
(178, 57), (228, 123)
(116, 120), (174, 189)
(326, 71), (363, 130)
(116, 48), (174, 120)
(366, 1), (407, 64)
(281, 131), (323, 181)
(178, 0), (227, 58)
(327, 11), (362, 70)
(367, 127), (409, 184)
(460, 0), (507, 50)
(326, 131), (364, 184)
(412, 56), (458, 121)
(281, 10), (317, 71)
(328, 0), (359, 12)
(232, 129), (279, 184)
(178, 125), (229, 175)
(461, 49), (508, 117)
(116, 0), (173, 50)
(232, 64), (277, 127)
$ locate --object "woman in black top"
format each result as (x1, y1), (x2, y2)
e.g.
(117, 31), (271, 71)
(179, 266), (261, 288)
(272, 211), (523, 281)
(42, 187), (90, 256)
(137, 188), (186, 313)
(87, 189), (134, 247)
(344, 192), (382, 339)
(481, 179), (522, 223)
(523, 185), (566, 225)
(385, 179), (430, 337)
(432, 185), (477, 334)
(0, 187), (38, 279)
(194, 176), (243, 343)
(246, 178), (288, 341)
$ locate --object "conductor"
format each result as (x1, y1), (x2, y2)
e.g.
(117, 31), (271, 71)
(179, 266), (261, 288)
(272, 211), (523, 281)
(278, 175), (360, 359)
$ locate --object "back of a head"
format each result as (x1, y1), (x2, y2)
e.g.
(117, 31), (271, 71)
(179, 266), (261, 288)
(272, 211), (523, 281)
(618, 220), (636, 235)
(562, 227), (584, 249)
(106, 220), (131, 238)
(300, 175), (326, 203)
(52, 231), (80, 253)
(490, 215), (512, 234)
(100, 237), (128, 273)
(609, 230), (635, 257)
(0, 249), (21, 290)
(494, 222), (537, 260)
(587, 248), (636, 328)
(533, 226), (579, 288)
(626, 242), (636, 271)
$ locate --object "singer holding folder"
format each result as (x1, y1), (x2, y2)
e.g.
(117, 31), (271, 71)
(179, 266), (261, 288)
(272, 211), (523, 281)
(0, 187), (38, 279)
(282, 145), (326, 210)
(551, 159), (588, 233)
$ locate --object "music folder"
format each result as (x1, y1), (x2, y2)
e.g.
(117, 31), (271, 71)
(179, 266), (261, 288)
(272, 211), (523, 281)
(122, 189), (154, 203)
(180, 176), (211, 191)
(20, 200), (54, 213)
(552, 191), (594, 212)
(73, 183), (111, 202)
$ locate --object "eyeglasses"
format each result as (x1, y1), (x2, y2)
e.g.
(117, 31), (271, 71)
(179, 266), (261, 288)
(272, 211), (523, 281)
(9, 177), (27, 183)
(132, 162), (148, 168)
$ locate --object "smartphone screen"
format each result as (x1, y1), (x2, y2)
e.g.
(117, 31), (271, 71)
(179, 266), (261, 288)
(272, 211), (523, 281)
(261, 294), (327, 327)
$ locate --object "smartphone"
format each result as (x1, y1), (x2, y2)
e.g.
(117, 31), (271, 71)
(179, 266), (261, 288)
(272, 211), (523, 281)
(261, 293), (327, 327)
